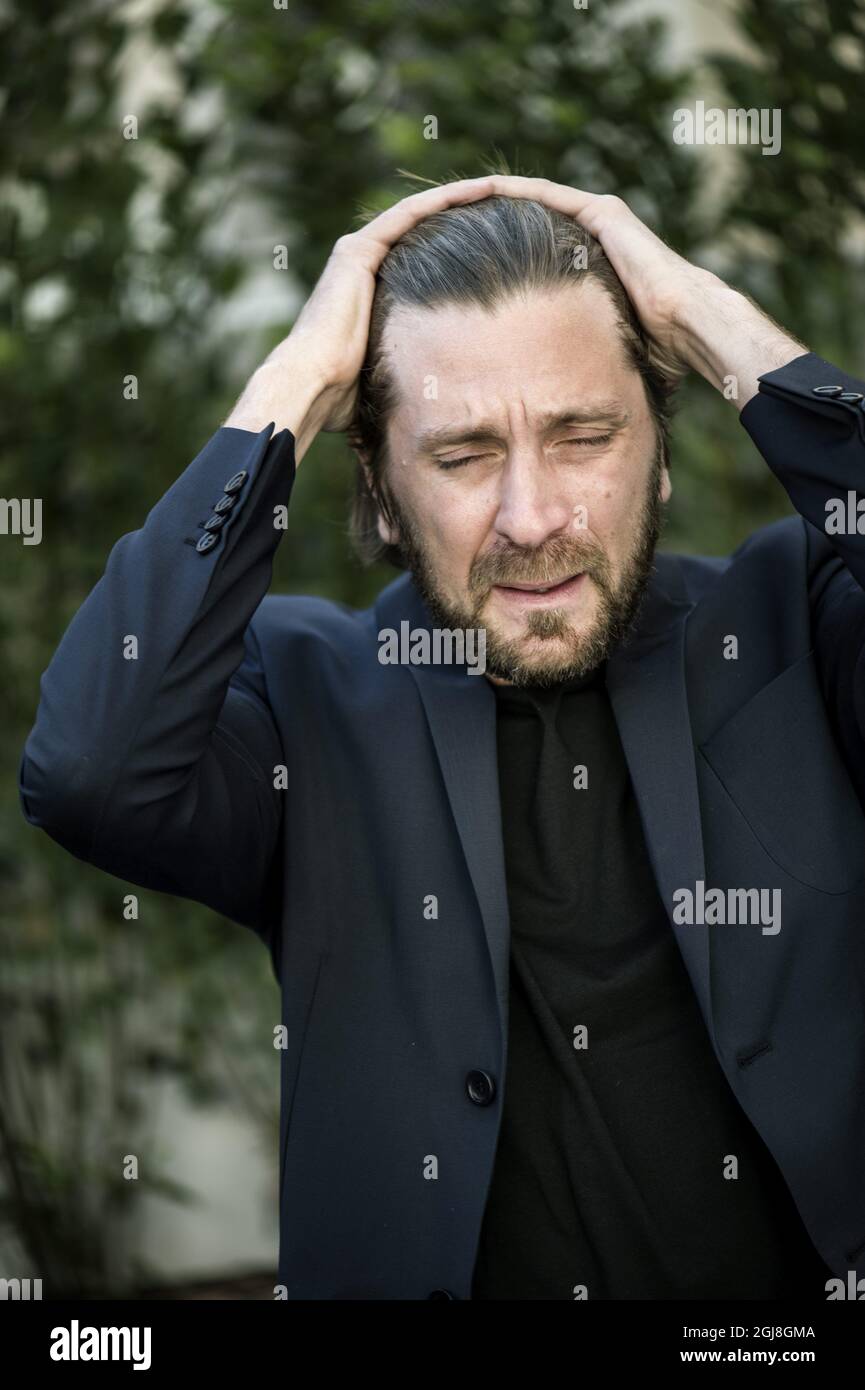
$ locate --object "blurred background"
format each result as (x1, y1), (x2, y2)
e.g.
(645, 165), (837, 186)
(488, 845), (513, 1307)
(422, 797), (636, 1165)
(1, 0), (864, 1297)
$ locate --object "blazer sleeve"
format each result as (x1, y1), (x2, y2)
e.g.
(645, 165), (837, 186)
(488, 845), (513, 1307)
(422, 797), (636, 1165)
(18, 421), (296, 941)
(739, 351), (865, 802)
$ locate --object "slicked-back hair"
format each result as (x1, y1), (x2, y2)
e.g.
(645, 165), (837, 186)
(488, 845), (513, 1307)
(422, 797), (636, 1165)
(347, 195), (685, 569)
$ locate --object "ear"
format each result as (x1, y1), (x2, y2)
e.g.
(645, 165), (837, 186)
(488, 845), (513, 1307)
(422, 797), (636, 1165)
(659, 463), (672, 504)
(376, 511), (400, 546)
(358, 453), (401, 547)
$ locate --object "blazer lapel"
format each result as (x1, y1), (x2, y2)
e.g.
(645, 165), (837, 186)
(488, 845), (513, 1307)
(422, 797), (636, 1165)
(605, 556), (715, 1041)
(412, 664), (512, 1038)
(375, 576), (511, 1039)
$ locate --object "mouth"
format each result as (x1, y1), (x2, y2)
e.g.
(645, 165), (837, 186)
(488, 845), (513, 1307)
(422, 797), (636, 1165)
(491, 572), (587, 606)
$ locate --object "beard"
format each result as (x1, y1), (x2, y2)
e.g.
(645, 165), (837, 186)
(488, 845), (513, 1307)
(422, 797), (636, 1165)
(383, 442), (667, 687)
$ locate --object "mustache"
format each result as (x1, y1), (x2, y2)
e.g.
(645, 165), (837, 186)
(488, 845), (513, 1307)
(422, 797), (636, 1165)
(468, 534), (611, 595)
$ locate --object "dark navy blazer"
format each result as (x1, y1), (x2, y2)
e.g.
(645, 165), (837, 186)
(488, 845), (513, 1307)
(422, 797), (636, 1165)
(19, 352), (865, 1298)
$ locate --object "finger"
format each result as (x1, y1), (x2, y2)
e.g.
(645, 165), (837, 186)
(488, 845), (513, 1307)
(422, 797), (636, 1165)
(481, 174), (602, 220)
(479, 177), (650, 247)
(351, 177), (499, 258)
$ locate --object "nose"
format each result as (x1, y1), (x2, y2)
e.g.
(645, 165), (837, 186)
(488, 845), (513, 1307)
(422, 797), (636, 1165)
(492, 449), (575, 550)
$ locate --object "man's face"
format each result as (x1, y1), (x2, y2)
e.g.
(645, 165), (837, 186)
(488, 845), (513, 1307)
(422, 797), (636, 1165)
(375, 278), (671, 685)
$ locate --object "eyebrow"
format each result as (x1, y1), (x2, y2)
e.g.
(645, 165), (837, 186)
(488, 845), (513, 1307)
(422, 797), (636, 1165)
(415, 403), (631, 453)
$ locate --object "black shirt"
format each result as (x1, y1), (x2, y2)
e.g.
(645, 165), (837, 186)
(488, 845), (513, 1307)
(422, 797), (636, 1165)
(470, 664), (832, 1299)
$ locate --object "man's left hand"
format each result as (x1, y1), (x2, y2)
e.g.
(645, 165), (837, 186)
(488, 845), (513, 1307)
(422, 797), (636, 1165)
(482, 175), (806, 410)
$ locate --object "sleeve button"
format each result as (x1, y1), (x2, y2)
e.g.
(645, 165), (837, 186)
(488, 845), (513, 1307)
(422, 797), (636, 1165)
(195, 532), (219, 554)
(811, 384), (844, 396)
(223, 471), (248, 493)
(213, 493), (237, 515)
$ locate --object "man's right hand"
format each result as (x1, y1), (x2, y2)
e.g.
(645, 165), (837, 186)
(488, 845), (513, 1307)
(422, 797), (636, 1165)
(224, 176), (503, 464)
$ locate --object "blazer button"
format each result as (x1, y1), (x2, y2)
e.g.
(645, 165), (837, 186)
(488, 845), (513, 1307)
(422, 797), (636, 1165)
(213, 493), (237, 515)
(839, 392), (864, 403)
(811, 384), (844, 396)
(223, 470), (248, 494)
(195, 532), (219, 554)
(466, 1069), (496, 1106)
(427, 1289), (456, 1299)
(203, 513), (227, 531)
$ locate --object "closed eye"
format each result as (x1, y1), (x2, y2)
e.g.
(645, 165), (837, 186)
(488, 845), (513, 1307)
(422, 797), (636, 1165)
(435, 452), (495, 471)
(436, 435), (613, 471)
(556, 434), (613, 450)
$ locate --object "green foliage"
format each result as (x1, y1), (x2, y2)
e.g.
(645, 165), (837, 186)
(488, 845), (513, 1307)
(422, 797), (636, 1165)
(1, 0), (863, 1291)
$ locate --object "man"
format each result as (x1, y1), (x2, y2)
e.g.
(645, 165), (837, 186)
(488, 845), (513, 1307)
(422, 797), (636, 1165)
(19, 174), (865, 1300)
